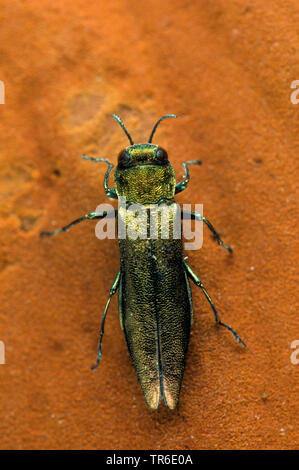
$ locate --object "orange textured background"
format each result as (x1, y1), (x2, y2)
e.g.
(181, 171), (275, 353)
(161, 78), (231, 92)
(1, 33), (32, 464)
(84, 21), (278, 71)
(0, 0), (298, 450)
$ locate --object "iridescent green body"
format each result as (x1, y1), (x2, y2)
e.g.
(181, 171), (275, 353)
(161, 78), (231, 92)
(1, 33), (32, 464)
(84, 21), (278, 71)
(41, 115), (245, 411)
(114, 145), (192, 408)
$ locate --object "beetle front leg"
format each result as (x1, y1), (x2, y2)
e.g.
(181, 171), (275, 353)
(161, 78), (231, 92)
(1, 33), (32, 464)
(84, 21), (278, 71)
(92, 270), (121, 370)
(182, 210), (232, 253)
(184, 262), (246, 348)
(175, 160), (202, 194)
(40, 210), (117, 237)
(82, 156), (118, 199)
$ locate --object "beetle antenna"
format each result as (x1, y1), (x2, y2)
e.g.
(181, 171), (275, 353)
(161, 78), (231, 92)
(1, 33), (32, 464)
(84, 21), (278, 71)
(112, 114), (134, 145)
(148, 114), (177, 143)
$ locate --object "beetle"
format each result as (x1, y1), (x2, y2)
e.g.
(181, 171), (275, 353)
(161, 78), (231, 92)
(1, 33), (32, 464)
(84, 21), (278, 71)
(41, 114), (245, 410)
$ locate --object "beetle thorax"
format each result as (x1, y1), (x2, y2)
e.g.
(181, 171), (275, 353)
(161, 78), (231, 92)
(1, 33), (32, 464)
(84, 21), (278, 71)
(114, 144), (176, 204)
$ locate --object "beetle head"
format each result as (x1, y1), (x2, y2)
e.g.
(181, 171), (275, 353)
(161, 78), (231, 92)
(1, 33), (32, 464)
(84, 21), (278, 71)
(113, 115), (177, 204)
(117, 143), (169, 169)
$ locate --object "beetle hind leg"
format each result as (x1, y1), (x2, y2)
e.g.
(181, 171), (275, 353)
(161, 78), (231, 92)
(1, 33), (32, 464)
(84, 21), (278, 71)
(184, 262), (246, 348)
(92, 270), (121, 370)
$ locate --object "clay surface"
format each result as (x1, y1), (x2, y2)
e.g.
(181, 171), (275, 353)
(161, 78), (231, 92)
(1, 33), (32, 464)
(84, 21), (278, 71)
(0, 0), (298, 449)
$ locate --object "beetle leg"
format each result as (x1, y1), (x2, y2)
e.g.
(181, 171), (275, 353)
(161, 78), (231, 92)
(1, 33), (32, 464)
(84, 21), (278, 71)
(184, 262), (246, 348)
(182, 210), (232, 253)
(82, 156), (118, 199)
(92, 270), (121, 370)
(175, 160), (202, 194)
(40, 210), (117, 237)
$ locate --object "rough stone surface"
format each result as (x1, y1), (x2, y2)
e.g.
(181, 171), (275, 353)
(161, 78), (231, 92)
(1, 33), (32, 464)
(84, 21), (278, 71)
(0, 0), (298, 450)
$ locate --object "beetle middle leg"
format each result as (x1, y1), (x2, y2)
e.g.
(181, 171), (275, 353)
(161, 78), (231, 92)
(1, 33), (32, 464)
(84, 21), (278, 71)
(184, 262), (246, 348)
(182, 210), (232, 253)
(40, 210), (117, 237)
(92, 270), (121, 370)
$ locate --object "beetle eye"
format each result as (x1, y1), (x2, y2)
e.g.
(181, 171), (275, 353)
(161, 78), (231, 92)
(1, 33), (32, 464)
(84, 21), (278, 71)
(156, 147), (168, 162)
(118, 149), (131, 168)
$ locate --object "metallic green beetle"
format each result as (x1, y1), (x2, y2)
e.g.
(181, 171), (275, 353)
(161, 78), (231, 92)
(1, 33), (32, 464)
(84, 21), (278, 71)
(41, 114), (245, 410)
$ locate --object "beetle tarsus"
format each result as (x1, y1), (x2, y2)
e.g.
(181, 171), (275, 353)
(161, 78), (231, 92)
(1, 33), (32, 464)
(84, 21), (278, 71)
(91, 356), (101, 371)
(218, 240), (233, 253)
(216, 320), (246, 348)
